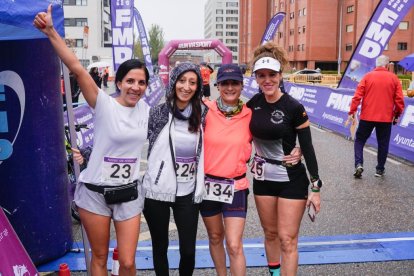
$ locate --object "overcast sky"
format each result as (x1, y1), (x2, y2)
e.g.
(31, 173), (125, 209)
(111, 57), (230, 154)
(134, 0), (208, 41)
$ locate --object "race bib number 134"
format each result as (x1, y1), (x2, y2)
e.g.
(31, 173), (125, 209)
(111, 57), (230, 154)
(204, 177), (234, 203)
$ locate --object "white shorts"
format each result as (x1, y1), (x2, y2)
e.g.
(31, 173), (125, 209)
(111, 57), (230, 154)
(74, 181), (145, 221)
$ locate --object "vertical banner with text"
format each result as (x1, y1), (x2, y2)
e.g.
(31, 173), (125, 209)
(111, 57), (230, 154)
(338, 0), (414, 89)
(110, 0), (134, 71)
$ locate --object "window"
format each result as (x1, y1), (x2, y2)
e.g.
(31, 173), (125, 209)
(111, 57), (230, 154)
(216, 24), (223, 29)
(399, 21), (408, 30)
(298, 10), (302, 16)
(226, 2), (238, 7)
(64, 18), (88, 27)
(345, 44), (353, 51)
(347, 5), (354, 13)
(301, 44), (304, 51)
(103, 0), (109, 7)
(290, 12), (294, 19)
(226, 31), (238, 36)
(216, 31), (223, 36)
(226, 17), (238, 22)
(75, 39), (84, 47)
(297, 44), (300, 51)
(216, 17), (223, 22)
(397, 42), (408, 50)
(216, 9), (223, 14)
(289, 29), (294, 35)
(226, 39), (238, 44)
(298, 27), (301, 34)
(346, 24), (353, 32)
(226, 10), (238, 14)
(302, 26), (306, 33)
(279, 32), (283, 38)
(80, 59), (89, 68)
(226, 24), (238, 29)
(303, 8), (306, 16)
(228, 46), (237, 52)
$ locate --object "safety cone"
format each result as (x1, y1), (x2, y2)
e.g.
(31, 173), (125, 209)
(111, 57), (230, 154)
(58, 263), (70, 276)
(111, 247), (120, 276)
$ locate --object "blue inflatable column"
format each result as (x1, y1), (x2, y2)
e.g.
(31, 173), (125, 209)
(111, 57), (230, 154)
(0, 39), (72, 264)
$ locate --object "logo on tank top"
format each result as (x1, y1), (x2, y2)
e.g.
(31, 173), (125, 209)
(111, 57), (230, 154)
(270, 109), (284, 124)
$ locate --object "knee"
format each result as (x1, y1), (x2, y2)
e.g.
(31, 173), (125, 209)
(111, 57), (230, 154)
(208, 231), (224, 247)
(91, 250), (109, 267)
(263, 228), (278, 242)
(225, 240), (243, 257)
(280, 235), (298, 254)
(118, 257), (136, 271)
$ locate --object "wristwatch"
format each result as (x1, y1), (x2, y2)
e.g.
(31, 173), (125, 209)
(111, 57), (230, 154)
(311, 178), (322, 192)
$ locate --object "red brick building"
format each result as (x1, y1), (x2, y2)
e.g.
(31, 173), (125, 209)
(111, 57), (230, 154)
(239, 0), (414, 72)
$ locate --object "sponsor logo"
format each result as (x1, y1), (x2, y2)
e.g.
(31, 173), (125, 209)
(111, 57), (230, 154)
(288, 86), (305, 101)
(400, 105), (414, 128)
(325, 92), (353, 112)
(0, 71), (25, 164)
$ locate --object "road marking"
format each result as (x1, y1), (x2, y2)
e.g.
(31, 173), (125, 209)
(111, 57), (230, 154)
(363, 148), (401, 165)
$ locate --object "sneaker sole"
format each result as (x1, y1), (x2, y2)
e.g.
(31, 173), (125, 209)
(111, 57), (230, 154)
(354, 168), (364, 178)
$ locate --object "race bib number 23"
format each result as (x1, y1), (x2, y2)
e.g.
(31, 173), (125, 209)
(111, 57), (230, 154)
(102, 157), (137, 184)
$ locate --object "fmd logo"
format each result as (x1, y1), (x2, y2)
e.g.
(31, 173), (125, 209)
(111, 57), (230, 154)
(0, 71), (25, 164)
(288, 86), (305, 101)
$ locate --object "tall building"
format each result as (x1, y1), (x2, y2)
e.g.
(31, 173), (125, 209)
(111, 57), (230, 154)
(63, 0), (112, 68)
(239, 0), (414, 72)
(204, 0), (240, 64)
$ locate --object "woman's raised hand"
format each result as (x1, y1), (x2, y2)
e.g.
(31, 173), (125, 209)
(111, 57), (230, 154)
(33, 4), (53, 34)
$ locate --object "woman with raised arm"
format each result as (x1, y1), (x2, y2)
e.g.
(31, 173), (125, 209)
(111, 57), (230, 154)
(247, 42), (322, 276)
(34, 5), (150, 275)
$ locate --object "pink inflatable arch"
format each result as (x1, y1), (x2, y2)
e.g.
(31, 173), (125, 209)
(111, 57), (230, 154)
(158, 39), (233, 85)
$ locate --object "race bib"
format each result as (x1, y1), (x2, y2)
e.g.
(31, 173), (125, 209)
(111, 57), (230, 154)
(102, 157), (137, 184)
(204, 177), (234, 203)
(251, 155), (265, 181)
(175, 157), (196, 182)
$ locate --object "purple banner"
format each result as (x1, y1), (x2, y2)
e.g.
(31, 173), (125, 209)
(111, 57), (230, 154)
(110, 0), (134, 71)
(242, 12), (285, 98)
(261, 12), (286, 45)
(0, 209), (38, 275)
(284, 82), (414, 163)
(338, 0), (414, 89)
(133, 8), (165, 107)
(63, 104), (94, 149)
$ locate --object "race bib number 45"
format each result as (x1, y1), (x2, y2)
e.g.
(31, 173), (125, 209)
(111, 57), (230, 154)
(175, 157), (196, 182)
(204, 177), (234, 204)
(102, 157), (137, 184)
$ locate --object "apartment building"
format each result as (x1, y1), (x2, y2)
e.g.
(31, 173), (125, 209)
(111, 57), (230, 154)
(63, 0), (112, 68)
(239, 0), (414, 72)
(204, 0), (240, 63)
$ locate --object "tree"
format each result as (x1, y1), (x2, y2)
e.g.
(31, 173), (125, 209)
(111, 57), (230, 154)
(134, 24), (164, 64)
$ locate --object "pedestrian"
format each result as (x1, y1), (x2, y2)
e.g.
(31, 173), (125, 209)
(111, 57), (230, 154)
(142, 62), (208, 275)
(69, 71), (80, 105)
(89, 67), (102, 88)
(247, 42), (322, 276)
(349, 55), (405, 178)
(103, 66), (109, 88)
(200, 61), (214, 100)
(34, 5), (150, 275)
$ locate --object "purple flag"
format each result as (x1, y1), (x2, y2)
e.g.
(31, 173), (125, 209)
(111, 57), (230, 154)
(261, 12), (286, 45)
(338, 0), (414, 89)
(0, 209), (38, 275)
(242, 12), (285, 98)
(110, 0), (134, 71)
(133, 8), (165, 106)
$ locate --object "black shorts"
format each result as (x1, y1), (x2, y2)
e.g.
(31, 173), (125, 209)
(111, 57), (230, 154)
(200, 189), (249, 218)
(203, 84), (211, 97)
(253, 171), (309, 200)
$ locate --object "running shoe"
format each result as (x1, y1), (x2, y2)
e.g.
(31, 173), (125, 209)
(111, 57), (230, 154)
(375, 169), (385, 177)
(353, 164), (364, 178)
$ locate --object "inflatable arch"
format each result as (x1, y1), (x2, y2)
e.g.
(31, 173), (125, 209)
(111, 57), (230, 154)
(158, 39), (233, 85)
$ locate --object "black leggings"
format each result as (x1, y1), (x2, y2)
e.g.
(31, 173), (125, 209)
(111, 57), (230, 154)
(143, 194), (200, 276)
